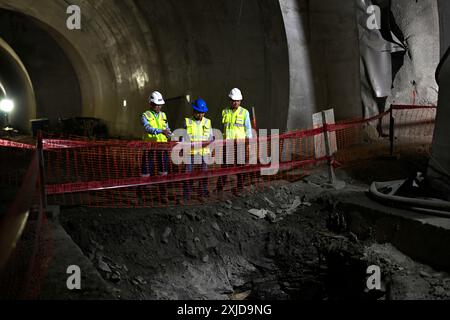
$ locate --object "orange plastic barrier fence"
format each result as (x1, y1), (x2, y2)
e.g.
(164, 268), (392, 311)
(0, 105), (437, 210)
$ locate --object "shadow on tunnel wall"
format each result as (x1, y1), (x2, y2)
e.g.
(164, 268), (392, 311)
(309, 0), (362, 121)
(281, 0), (362, 131)
(133, 0), (291, 134)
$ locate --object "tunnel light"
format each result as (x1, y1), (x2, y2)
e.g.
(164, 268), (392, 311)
(0, 99), (14, 113)
(123, 100), (127, 108)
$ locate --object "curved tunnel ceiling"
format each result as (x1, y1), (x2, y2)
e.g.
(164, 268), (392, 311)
(0, 0), (366, 137)
(0, 0), (292, 137)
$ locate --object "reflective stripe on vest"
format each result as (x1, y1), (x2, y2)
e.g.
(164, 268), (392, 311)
(222, 106), (247, 139)
(143, 111), (168, 142)
(185, 117), (212, 155)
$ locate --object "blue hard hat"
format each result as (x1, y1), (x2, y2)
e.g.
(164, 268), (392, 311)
(192, 99), (208, 113)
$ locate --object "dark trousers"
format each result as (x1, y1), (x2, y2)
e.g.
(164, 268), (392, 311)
(142, 150), (169, 176)
(183, 155), (209, 201)
(142, 149), (169, 198)
(216, 143), (245, 193)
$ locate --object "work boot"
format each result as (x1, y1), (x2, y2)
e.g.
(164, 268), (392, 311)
(377, 123), (389, 138)
(160, 195), (169, 205)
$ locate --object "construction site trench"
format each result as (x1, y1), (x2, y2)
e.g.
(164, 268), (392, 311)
(44, 156), (450, 301)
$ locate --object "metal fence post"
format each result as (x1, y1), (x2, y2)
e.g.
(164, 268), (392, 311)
(389, 106), (395, 156)
(37, 131), (47, 210)
(322, 111), (336, 185)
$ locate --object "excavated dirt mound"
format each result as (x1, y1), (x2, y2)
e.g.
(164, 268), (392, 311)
(57, 156), (450, 300)
(60, 180), (379, 300)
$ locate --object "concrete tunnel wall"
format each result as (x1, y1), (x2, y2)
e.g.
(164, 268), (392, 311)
(0, 36), (36, 130)
(0, 10), (82, 132)
(281, 0), (362, 130)
(0, 0), (363, 138)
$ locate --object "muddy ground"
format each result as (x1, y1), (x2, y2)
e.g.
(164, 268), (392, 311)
(60, 179), (366, 300)
(55, 155), (450, 300)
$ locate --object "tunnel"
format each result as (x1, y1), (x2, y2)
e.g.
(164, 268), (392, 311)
(2, 0), (450, 303)
(0, 0), (440, 136)
(0, 10), (81, 132)
(0, 0), (370, 138)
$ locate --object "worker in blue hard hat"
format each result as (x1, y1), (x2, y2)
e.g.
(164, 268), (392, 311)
(182, 98), (213, 204)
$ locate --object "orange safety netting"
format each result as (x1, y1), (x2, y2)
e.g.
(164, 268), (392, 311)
(0, 105), (437, 210)
(43, 105), (436, 208)
(43, 128), (326, 208)
(332, 105), (436, 164)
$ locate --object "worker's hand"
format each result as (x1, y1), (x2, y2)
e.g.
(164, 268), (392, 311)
(162, 129), (171, 137)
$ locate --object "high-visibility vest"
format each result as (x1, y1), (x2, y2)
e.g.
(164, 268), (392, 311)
(185, 117), (212, 156)
(143, 111), (168, 142)
(222, 106), (247, 140)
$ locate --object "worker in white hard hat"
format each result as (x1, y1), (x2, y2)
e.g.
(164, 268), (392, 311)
(217, 88), (253, 195)
(141, 91), (172, 203)
(222, 88), (253, 140)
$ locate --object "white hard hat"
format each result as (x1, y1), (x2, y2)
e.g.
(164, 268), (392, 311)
(228, 88), (243, 101)
(149, 91), (165, 105)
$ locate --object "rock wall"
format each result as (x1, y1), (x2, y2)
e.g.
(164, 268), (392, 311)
(387, 0), (440, 107)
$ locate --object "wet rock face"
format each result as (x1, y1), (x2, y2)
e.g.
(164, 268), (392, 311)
(388, 0), (440, 106)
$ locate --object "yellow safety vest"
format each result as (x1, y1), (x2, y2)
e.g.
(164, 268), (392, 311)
(185, 117), (212, 156)
(222, 106), (247, 140)
(143, 111), (168, 142)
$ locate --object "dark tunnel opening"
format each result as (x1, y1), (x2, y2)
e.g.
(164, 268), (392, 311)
(0, 9), (82, 133)
(0, 37), (35, 132)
